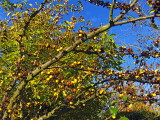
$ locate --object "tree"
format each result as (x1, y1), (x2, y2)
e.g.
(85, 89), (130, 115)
(117, 102), (160, 120)
(0, 0), (159, 119)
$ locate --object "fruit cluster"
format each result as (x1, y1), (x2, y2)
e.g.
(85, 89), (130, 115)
(85, 0), (139, 11)
(147, 0), (160, 6)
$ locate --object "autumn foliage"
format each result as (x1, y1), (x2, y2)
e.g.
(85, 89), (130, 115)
(0, 0), (160, 120)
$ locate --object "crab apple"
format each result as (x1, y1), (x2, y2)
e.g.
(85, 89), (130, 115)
(72, 88), (77, 93)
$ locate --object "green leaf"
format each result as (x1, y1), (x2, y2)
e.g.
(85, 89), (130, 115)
(36, 95), (41, 99)
(107, 35), (113, 40)
(110, 106), (118, 116)
(58, 101), (62, 105)
(118, 116), (129, 120)
(127, 16), (134, 20)
(122, 95), (128, 101)
(62, 91), (67, 97)
(110, 34), (116, 36)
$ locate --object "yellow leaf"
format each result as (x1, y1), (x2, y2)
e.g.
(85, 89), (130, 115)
(8, 109), (11, 113)
(0, 70), (3, 74)
(150, 10), (155, 14)
(128, 104), (133, 108)
(152, 93), (156, 97)
(56, 47), (63, 52)
(62, 91), (67, 97)
(112, 115), (116, 119)
(99, 89), (104, 94)
(29, 4), (33, 6)
(10, 26), (15, 30)
(69, 101), (73, 105)
(7, 12), (11, 16)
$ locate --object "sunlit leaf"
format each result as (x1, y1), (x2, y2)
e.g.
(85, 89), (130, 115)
(149, 10), (155, 14)
(110, 106), (118, 116)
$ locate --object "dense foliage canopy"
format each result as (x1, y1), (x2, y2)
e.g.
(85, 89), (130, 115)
(0, 0), (159, 119)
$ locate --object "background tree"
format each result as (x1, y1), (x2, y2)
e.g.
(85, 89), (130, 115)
(0, 0), (159, 119)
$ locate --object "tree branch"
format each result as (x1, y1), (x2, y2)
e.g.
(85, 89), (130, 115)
(87, 0), (138, 39)
(109, 0), (116, 24)
(2, 35), (87, 120)
(22, 0), (46, 36)
(37, 104), (66, 120)
(114, 14), (160, 26)
(113, 0), (138, 22)
(37, 92), (97, 120)
(2, 0), (48, 119)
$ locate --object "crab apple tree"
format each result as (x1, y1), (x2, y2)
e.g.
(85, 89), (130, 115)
(0, 0), (160, 119)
